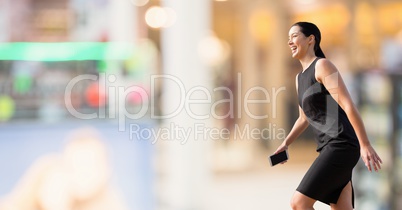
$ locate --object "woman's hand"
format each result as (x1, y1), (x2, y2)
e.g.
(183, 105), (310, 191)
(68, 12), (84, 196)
(360, 144), (382, 172)
(274, 142), (288, 154)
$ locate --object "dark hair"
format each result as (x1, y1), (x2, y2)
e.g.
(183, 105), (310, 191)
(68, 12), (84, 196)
(292, 22), (326, 58)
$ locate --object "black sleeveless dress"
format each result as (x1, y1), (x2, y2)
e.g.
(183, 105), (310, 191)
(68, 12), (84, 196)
(296, 57), (360, 207)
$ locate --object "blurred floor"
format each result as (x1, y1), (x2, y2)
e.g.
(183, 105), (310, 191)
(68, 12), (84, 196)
(206, 140), (329, 210)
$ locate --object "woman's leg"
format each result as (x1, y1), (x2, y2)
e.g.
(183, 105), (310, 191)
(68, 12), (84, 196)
(330, 181), (354, 210)
(290, 191), (316, 210)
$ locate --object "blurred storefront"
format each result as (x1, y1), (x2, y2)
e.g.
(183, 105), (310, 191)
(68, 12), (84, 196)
(1, 0), (402, 209)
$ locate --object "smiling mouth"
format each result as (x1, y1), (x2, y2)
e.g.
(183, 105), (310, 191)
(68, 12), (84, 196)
(290, 46), (297, 53)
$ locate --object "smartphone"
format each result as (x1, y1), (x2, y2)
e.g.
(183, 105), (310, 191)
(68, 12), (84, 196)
(269, 150), (289, 166)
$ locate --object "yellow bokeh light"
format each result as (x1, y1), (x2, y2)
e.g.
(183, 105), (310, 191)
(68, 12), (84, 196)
(355, 2), (375, 37)
(378, 2), (402, 36)
(249, 9), (274, 45)
(0, 95), (15, 121)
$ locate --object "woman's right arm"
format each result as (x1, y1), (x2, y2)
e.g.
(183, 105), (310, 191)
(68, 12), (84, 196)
(274, 74), (309, 154)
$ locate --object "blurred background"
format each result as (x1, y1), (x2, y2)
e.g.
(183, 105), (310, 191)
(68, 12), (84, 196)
(0, 0), (401, 209)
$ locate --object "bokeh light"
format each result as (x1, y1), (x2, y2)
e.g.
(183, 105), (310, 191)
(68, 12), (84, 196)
(14, 74), (32, 94)
(249, 9), (274, 45)
(97, 60), (108, 73)
(126, 86), (149, 105)
(124, 39), (158, 77)
(0, 95), (15, 121)
(85, 82), (107, 108)
(145, 6), (168, 29)
(198, 32), (230, 67)
(145, 6), (177, 29)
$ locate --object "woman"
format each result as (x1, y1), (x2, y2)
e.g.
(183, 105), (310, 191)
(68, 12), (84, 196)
(274, 22), (383, 210)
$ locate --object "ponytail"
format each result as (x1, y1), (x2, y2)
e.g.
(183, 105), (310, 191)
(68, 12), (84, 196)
(315, 45), (326, 58)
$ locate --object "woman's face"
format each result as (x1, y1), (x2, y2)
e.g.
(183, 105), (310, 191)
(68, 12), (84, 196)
(288, 25), (311, 59)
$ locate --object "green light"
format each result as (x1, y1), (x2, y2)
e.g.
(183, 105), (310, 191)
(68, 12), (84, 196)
(14, 74), (32, 94)
(97, 60), (108, 73)
(0, 42), (136, 61)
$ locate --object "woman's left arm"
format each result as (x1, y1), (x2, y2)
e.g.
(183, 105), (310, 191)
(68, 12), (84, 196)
(315, 59), (382, 172)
